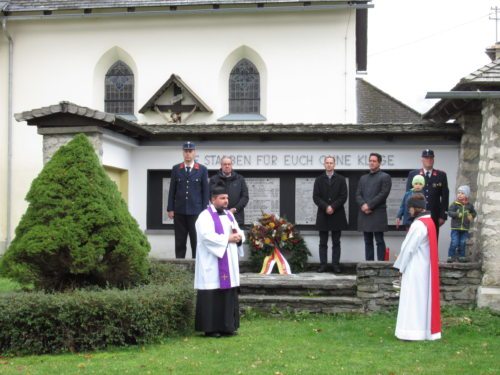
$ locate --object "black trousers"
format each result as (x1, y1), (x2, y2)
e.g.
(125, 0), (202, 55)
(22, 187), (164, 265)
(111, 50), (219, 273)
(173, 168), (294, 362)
(319, 230), (342, 266)
(174, 213), (198, 259)
(363, 232), (386, 261)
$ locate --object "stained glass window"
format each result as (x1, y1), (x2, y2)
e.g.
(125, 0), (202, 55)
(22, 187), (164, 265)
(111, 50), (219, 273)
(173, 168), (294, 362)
(229, 59), (260, 114)
(105, 61), (134, 114)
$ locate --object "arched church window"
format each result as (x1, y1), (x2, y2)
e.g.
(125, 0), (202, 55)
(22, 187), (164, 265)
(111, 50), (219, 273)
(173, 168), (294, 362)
(105, 61), (134, 114)
(229, 59), (260, 114)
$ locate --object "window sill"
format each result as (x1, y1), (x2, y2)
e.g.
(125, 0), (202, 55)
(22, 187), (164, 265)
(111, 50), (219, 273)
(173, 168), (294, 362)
(116, 114), (138, 122)
(218, 113), (266, 121)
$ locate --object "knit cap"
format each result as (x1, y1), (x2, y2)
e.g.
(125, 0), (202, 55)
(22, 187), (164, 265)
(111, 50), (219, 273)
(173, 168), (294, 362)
(458, 185), (471, 198)
(412, 175), (425, 186)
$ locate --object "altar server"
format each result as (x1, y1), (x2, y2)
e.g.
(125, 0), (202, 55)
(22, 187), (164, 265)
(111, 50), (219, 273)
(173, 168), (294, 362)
(394, 193), (441, 341)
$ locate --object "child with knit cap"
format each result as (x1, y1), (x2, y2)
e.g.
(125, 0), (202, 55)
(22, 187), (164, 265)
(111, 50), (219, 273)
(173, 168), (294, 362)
(396, 175), (425, 230)
(447, 185), (476, 262)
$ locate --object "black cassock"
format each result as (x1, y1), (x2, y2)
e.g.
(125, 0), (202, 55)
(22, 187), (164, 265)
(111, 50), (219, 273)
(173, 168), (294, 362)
(195, 287), (239, 334)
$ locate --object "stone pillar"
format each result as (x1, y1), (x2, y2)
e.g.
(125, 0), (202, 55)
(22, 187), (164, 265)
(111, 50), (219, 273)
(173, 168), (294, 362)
(38, 126), (104, 164)
(455, 112), (482, 260)
(476, 99), (500, 311)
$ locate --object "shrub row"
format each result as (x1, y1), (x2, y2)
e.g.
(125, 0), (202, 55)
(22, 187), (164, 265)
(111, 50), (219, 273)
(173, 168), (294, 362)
(0, 263), (195, 355)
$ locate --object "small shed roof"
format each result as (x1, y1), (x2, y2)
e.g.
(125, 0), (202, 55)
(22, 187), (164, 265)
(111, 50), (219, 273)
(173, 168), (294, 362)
(16, 101), (461, 143)
(424, 58), (500, 122)
(15, 101), (151, 138)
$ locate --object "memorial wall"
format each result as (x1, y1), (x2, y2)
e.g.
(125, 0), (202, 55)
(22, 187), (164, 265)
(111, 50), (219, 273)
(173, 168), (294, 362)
(139, 142), (458, 261)
(147, 145), (456, 232)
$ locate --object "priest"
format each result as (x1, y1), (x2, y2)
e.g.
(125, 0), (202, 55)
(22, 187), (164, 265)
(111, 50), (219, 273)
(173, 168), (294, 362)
(194, 181), (245, 338)
(394, 193), (441, 341)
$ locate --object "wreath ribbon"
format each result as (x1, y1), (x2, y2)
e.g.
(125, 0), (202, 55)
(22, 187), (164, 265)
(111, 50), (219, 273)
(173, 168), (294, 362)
(259, 247), (292, 275)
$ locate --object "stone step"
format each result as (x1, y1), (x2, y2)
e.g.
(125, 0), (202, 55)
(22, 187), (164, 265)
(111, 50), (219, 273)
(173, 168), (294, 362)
(239, 261), (358, 274)
(240, 294), (365, 314)
(240, 272), (357, 297)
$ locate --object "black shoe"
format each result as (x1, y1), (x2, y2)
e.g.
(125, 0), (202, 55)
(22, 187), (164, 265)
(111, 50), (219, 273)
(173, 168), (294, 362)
(220, 331), (238, 337)
(204, 332), (221, 338)
(332, 265), (341, 274)
(318, 265), (328, 273)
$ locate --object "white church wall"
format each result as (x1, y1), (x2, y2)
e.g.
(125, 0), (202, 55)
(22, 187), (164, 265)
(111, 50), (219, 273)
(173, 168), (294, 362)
(102, 133), (136, 172)
(2, 9), (358, 244)
(0, 37), (9, 252)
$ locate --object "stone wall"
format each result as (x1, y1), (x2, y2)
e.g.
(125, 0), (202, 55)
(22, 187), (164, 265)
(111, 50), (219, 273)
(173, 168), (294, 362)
(38, 127), (103, 164)
(357, 262), (482, 312)
(456, 112), (482, 260)
(475, 99), (500, 311)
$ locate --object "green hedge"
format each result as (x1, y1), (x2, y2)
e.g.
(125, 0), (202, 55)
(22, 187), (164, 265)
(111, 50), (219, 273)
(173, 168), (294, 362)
(0, 263), (195, 355)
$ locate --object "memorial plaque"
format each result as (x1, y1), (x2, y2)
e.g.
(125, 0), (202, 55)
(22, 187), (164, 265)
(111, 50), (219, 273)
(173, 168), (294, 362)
(245, 177), (280, 224)
(162, 178), (173, 224)
(295, 178), (317, 224)
(387, 177), (407, 222)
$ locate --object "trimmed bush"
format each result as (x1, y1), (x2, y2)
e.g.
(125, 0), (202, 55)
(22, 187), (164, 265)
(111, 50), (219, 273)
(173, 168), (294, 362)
(0, 264), (195, 354)
(0, 134), (150, 290)
(146, 260), (192, 285)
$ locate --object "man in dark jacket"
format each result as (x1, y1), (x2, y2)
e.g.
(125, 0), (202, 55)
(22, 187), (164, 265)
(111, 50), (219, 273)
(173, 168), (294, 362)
(406, 149), (449, 237)
(313, 156), (348, 273)
(167, 141), (209, 259)
(209, 156), (249, 226)
(356, 153), (392, 261)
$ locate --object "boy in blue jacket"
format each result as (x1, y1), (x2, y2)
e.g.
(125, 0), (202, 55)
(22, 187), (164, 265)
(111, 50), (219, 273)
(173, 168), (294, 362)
(396, 175), (425, 230)
(447, 185), (476, 262)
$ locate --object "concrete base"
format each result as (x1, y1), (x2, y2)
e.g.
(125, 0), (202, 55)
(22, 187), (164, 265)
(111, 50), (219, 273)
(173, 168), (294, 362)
(477, 286), (500, 312)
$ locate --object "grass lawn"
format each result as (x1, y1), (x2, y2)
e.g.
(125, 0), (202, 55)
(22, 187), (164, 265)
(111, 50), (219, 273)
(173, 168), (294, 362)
(0, 306), (498, 375)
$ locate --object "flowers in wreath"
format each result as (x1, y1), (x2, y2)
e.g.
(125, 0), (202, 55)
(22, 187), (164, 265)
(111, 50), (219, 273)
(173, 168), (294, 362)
(248, 213), (310, 274)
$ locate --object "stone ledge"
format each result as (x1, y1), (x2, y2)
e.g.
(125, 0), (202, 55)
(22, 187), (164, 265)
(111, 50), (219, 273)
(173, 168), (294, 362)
(357, 262), (482, 311)
(239, 295), (365, 313)
(477, 286), (500, 312)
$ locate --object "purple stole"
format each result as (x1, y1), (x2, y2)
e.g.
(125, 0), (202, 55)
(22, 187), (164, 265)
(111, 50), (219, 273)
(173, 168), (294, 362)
(207, 205), (235, 289)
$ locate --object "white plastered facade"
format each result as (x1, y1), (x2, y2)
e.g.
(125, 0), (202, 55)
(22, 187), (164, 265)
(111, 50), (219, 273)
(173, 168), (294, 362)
(0, 9), (358, 254)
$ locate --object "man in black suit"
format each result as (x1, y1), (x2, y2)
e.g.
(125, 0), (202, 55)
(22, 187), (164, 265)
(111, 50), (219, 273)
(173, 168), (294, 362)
(167, 141), (209, 258)
(313, 156), (348, 273)
(406, 149), (449, 237)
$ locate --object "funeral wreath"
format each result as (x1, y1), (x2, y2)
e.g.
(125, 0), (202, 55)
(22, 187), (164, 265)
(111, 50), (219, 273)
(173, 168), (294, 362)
(247, 213), (311, 273)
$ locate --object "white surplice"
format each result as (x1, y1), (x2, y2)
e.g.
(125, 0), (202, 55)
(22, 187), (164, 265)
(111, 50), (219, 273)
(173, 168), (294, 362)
(194, 205), (245, 290)
(393, 214), (441, 341)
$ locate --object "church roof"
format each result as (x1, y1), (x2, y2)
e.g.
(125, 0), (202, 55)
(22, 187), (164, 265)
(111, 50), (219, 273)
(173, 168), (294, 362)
(3, 0), (371, 12)
(356, 78), (423, 124)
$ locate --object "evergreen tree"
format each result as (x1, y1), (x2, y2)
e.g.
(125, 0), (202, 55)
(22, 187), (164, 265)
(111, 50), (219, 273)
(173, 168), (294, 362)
(0, 134), (150, 290)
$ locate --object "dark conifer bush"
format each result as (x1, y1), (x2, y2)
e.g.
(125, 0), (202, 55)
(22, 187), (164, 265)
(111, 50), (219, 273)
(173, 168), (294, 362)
(0, 134), (150, 290)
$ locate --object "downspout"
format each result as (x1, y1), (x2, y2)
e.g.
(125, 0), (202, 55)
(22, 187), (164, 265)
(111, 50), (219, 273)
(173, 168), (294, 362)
(2, 18), (13, 247)
(344, 8), (353, 122)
